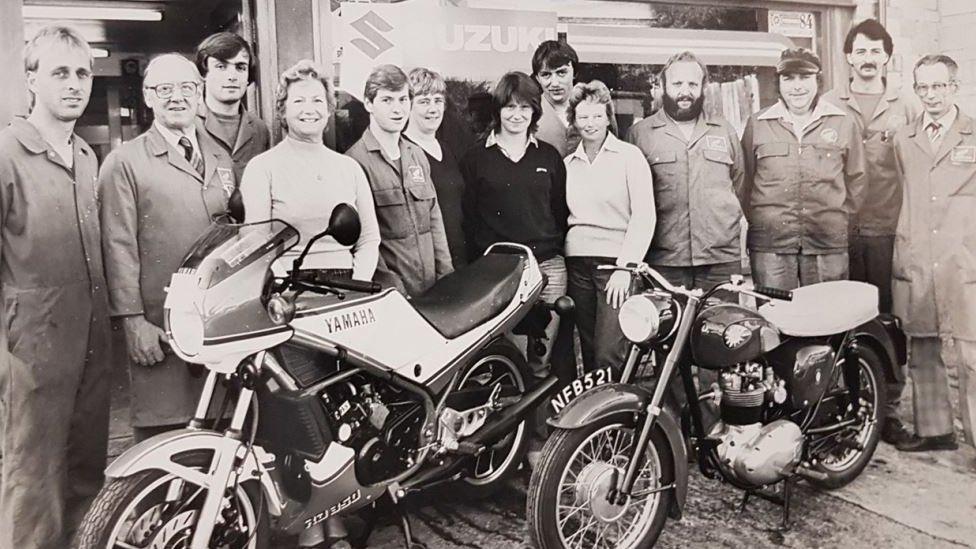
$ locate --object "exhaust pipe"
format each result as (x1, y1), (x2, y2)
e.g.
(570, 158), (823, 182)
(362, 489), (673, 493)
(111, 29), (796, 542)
(403, 375), (560, 491)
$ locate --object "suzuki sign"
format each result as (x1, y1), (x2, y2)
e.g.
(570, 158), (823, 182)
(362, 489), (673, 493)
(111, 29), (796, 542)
(337, 4), (557, 98)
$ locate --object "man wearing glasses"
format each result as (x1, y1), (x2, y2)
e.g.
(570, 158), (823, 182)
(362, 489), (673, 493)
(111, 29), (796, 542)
(892, 54), (976, 453)
(100, 53), (233, 441)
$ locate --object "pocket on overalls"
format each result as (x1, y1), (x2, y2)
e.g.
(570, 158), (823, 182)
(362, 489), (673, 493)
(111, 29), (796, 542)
(407, 183), (437, 234)
(754, 142), (790, 186)
(372, 188), (410, 239)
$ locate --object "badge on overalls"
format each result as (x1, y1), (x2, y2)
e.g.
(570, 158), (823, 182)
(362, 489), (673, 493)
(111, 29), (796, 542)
(408, 165), (426, 183)
(217, 167), (235, 197)
(951, 146), (976, 163)
(705, 135), (728, 152)
(820, 128), (839, 144)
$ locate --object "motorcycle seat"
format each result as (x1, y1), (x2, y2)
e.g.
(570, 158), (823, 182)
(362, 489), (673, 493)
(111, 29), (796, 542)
(411, 252), (525, 339)
(758, 280), (878, 337)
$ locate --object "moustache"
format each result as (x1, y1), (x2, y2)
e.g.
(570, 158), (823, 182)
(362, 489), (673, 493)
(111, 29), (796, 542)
(861, 63), (877, 70)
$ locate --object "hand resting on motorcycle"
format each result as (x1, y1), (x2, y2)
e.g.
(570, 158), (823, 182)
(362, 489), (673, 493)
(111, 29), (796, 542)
(122, 315), (169, 366)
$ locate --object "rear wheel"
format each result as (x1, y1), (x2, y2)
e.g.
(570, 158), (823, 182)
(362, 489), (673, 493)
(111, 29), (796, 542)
(457, 339), (531, 497)
(527, 415), (674, 549)
(75, 453), (269, 549)
(807, 343), (886, 489)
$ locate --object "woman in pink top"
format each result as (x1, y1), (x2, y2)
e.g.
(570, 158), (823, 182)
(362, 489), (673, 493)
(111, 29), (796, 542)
(564, 80), (656, 373)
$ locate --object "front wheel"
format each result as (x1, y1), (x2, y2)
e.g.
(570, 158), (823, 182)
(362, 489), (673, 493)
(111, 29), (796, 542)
(527, 415), (674, 549)
(75, 466), (269, 549)
(807, 343), (887, 489)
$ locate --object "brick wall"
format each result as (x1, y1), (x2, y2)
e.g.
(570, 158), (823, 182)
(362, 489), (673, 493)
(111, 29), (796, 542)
(860, 0), (976, 113)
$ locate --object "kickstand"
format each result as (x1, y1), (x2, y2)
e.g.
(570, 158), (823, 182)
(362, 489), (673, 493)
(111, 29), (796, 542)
(389, 484), (427, 549)
(738, 477), (795, 529)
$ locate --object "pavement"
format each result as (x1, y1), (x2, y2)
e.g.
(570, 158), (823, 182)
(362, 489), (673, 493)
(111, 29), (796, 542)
(103, 377), (976, 549)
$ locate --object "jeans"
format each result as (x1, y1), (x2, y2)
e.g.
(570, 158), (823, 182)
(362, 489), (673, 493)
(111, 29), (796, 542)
(750, 251), (849, 290)
(650, 261), (742, 294)
(566, 257), (631, 374)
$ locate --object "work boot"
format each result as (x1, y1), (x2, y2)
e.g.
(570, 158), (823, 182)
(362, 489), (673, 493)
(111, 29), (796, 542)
(881, 418), (912, 445)
(895, 433), (958, 452)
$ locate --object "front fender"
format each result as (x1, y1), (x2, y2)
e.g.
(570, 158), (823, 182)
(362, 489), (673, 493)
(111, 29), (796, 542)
(547, 384), (688, 519)
(106, 428), (284, 516)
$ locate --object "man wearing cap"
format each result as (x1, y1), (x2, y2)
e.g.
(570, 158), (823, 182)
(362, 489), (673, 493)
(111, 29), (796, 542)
(627, 50), (745, 292)
(100, 53), (233, 441)
(891, 54), (976, 452)
(824, 19), (918, 446)
(740, 48), (866, 289)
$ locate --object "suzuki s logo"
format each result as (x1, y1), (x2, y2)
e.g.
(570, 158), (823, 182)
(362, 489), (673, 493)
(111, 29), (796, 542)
(350, 11), (394, 59)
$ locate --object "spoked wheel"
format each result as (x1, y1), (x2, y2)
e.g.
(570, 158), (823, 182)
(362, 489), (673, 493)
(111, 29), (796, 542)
(75, 458), (269, 549)
(807, 344), (887, 489)
(457, 339), (531, 496)
(527, 416), (674, 549)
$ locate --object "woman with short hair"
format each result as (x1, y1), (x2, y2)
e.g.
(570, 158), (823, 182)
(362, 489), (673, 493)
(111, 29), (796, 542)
(564, 80), (655, 373)
(239, 59), (380, 280)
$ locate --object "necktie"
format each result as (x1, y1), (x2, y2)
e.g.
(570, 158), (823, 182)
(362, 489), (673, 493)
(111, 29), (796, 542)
(926, 121), (942, 145)
(178, 136), (205, 177)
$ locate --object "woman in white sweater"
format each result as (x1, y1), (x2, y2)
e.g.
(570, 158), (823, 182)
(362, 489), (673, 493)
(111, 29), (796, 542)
(564, 80), (656, 373)
(240, 59), (380, 280)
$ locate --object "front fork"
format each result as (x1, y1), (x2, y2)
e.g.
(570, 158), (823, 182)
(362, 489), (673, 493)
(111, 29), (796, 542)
(615, 294), (700, 501)
(188, 352), (263, 549)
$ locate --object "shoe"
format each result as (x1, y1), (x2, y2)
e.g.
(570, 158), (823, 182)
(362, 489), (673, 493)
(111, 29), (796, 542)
(895, 433), (958, 452)
(881, 418), (912, 445)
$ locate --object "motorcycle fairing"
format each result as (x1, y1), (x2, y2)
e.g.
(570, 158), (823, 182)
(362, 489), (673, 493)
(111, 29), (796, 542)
(288, 247), (543, 389)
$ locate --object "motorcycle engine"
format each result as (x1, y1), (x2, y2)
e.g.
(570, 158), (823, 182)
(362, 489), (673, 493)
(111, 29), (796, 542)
(320, 380), (425, 485)
(707, 362), (804, 486)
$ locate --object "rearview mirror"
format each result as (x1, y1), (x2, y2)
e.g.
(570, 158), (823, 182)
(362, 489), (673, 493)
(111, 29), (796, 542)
(326, 203), (361, 246)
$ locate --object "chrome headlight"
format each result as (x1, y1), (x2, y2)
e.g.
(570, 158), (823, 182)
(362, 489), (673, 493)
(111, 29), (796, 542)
(618, 294), (663, 344)
(166, 309), (205, 356)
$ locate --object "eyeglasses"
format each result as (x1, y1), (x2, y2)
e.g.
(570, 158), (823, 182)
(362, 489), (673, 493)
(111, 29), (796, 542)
(144, 81), (199, 99)
(914, 81), (955, 96)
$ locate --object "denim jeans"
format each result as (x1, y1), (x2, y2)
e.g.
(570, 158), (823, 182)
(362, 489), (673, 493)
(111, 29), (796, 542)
(566, 257), (631, 374)
(750, 251), (849, 290)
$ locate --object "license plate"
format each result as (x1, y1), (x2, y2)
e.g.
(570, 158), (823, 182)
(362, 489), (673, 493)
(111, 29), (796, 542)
(550, 367), (614, 414)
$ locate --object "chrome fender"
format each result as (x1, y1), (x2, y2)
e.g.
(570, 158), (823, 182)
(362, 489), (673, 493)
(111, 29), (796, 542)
(105, 428), (285, 517)
(547, 383), (688, 518)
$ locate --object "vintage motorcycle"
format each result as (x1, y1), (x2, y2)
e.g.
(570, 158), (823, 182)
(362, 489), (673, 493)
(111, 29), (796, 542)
(76, 204), (564, 549)
(526, 263), (906, 549)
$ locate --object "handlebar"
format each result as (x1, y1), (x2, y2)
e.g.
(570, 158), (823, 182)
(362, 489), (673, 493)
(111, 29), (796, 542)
(291, 270), (382, 294)
(598, 264), (793, 302)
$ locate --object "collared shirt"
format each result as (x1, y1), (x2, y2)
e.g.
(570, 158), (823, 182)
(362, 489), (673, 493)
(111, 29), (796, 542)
(824, 80), (919, 236)
(197, 102), (271, 183)
(627, 110), (745, 266)
(565, 132), (656, 266)
(153, 120), (200, 154)
(741, 99), (867, 254)
(485, 131), (538, 160)
(922, 106), (958, 147)
(345, 128), (453, 296)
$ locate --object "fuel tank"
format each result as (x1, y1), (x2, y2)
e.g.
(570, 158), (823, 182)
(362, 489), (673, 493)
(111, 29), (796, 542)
(691, 304), (782, 370)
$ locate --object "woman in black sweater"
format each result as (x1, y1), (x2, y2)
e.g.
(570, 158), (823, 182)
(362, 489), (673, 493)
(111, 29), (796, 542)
(459, 71), (573, 466)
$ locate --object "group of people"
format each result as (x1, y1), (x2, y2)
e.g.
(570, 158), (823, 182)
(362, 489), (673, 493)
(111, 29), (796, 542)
(0, 15), (974, 549)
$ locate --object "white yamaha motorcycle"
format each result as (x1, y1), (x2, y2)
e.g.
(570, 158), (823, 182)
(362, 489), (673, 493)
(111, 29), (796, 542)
(76, 204), (565, 549)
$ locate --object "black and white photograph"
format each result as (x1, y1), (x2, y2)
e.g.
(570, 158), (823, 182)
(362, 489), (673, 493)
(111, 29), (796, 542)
(0, 0), (974, 548)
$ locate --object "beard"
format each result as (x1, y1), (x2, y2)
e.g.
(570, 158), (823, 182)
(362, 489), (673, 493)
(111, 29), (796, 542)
(663, 92), (704, 122)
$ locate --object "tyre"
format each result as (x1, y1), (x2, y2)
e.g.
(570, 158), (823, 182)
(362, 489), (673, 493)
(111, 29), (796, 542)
(527, 414), (675, 549)
(807, 343), (887, 490)
(75, 453), (270, 549)
(457, 338), (532, 497)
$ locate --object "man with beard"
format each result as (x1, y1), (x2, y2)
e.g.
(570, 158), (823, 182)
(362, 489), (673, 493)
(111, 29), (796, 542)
(824, 19), (918, 446)
(740, 48), (866, 289)
(0, 25), (111, 548)
(532, 40), (580, 156)
(627, 51), (745, 291)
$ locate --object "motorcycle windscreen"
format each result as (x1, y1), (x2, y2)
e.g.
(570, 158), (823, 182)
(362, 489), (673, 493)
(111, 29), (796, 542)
(179, 218), (300, 290)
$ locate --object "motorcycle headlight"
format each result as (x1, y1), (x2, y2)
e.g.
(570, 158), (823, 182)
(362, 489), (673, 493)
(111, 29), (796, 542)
(619, 294), (663, 344)
(167, 309), (205, 356)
